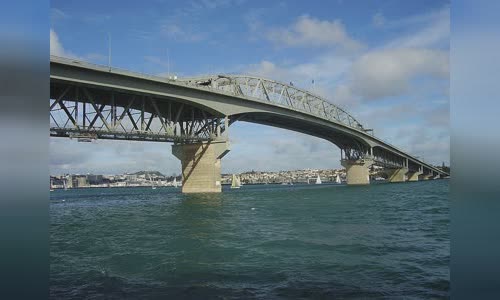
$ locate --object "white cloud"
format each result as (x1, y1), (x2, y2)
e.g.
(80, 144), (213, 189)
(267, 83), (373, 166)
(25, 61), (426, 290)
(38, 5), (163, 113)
(51, 29), (106, 63)
(422, 103), (449, 127)
(50, 138), (180, 175)
(242, 47), (449, 107)
(246, 60), (288, 81)
(383, 6), (449, 49)
(327, 6), (450, 103)
(248, 6), (449, 104)
(332, 83), (358, 108)
(50, 29), (65, 56)
(394, 125), (449, 165)
(266, 15), (363, 51)
(50, 29), (77, 58)
(246, 54), (350, 87)
(225, 123), (341, 172)
(349, 48), (448, 100)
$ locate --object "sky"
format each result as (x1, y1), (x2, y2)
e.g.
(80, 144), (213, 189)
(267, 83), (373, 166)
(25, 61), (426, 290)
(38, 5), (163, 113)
(49, 0), (450, 176)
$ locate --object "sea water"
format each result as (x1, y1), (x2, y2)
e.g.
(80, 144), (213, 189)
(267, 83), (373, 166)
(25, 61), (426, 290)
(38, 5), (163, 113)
(50, 180), (449, 298)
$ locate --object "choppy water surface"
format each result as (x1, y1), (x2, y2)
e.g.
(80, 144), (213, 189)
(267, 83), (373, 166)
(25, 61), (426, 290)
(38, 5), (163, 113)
(50, 180), (449, 299)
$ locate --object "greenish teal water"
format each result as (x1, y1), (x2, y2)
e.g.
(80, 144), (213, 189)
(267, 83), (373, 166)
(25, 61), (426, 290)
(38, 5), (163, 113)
(50, 180), (449, 299)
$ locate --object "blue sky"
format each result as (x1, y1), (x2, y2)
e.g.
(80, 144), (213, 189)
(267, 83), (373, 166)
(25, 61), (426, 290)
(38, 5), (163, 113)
(50, 0), (449, 175)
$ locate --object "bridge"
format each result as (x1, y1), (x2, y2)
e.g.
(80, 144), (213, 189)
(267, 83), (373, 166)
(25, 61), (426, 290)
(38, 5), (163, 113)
(50, 55), (449, 193)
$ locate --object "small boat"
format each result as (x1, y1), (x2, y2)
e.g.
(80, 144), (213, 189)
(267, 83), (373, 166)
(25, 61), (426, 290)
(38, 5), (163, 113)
(231, 174), (241, 189)
(149, 174), (156, 190)
(335, 174), (341, 184)
(315, 175), (322, 185)
(172, 177), (178, 188)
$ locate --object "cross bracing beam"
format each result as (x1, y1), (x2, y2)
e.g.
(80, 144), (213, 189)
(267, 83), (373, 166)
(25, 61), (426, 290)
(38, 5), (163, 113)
(49, 84), (228, 143)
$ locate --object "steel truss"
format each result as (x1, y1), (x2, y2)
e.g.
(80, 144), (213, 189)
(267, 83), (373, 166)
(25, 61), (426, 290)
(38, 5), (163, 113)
(372, 147), (406, 169)
(340, 145), (420, 170)
(50, 85), (228, 143)
(178, 75), (365, 131)
(341, 144), (369, 161)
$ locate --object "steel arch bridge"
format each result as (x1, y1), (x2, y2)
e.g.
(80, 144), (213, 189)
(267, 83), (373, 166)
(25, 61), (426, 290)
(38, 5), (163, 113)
(179, 74), (364, 129)
(50, 56), (448, 192)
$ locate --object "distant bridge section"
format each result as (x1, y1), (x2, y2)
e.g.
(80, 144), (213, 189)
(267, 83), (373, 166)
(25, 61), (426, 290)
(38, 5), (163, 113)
(50, 56), (449, 193)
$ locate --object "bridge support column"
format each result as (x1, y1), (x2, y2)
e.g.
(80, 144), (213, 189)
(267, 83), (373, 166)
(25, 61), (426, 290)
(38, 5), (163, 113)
(421, 174), (433, 180)
(386, 167), (409, 183)
(172, 141), (230, 193)
(341, 159), (373, 185)
(407, 171), (422, 181)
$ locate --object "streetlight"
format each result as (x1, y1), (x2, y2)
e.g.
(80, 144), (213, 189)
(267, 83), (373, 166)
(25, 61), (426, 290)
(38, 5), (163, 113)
(107, 32), (111, 71)
(166, 47), (170, 78)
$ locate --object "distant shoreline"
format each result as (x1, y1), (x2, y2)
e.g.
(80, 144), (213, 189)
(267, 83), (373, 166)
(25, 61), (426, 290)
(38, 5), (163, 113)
(51, 181), (353, 190)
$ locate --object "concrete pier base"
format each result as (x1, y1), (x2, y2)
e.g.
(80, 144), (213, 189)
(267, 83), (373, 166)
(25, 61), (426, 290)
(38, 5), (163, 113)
(408, 171), (422, 181)
(421, 174), (433, 180)
(386, 167), (408, 183)
(407, 171), (422, 181)
(341, 159), (373, 185)
(172, 141), (230, 193)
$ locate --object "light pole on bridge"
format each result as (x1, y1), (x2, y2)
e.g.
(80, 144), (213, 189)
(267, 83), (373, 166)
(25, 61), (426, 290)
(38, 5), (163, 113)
(107, 32), (111, 71)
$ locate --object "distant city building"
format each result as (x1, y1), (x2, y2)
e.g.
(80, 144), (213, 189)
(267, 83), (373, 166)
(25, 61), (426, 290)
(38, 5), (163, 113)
(87, 174), (103, 185)
(71, 175), (88, 188)
(51, 165), (436, 189)
(125, 174), (138, 181)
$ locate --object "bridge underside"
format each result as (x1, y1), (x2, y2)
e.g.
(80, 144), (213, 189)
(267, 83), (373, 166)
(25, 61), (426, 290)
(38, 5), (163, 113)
(234, 112), (370, 158)
(50, 81), (228, 143)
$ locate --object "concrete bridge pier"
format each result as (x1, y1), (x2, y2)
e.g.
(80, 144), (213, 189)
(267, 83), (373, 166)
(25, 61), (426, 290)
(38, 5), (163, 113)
(386, 167), (409, 183)
(172, 141), (230, 193)
(421, 174), (434, 180)
(407, 170), (422, 181)
(341, 158), (374, 185)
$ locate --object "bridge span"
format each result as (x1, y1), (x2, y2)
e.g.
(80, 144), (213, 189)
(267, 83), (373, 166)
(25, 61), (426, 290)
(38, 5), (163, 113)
(50, 56), (449, 193)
